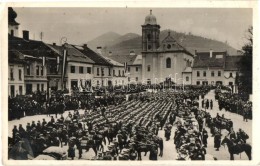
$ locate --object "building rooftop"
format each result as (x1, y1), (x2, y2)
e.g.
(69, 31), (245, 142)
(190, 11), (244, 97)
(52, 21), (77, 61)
(8, 35), (60, 60)
(73, 45), (112, 66)
(47, 44), (95, 64)
(224, 55), (243, 71)
(193, 51), (227, 68)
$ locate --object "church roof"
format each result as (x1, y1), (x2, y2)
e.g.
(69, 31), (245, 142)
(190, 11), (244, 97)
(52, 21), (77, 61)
(158, 31), (194, 57)
(144, 10), (157, 25)
(193, 51), (227, 68)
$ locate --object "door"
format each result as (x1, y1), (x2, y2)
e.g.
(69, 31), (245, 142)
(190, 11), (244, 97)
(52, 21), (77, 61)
(10, 85), (15, 97)
(71, 80), (78, 90)
(26, 84), (32, 94)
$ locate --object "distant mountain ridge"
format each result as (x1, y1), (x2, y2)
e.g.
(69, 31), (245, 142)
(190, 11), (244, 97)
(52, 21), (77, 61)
(87, 30), (238, 56)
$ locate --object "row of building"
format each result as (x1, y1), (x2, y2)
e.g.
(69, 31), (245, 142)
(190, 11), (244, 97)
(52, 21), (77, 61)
(8, 8), (242, 97)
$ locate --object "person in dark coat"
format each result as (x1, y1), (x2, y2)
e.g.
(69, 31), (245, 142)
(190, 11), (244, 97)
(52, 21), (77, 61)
(201, 100), (204, 108)
(210, 100), (213, 110)
(214, 131), (221, 151)
(149, 143), (158, 160)
(206, 99), (209, 110)
(202, 128), (208, 147)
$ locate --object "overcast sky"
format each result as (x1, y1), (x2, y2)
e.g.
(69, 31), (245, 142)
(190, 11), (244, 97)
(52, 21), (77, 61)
(13, 7), (252, 50)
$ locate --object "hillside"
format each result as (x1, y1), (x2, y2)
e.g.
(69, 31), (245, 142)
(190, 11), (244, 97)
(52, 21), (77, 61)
(87, 31), (121, 51)
(88, 30), (238, 56)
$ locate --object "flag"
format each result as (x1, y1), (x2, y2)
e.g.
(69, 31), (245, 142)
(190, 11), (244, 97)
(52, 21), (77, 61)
(124, 62), (127, 72)
(61, 48), (67, 89)
(56, 56), (60, 72)
(42, 56), (46, 66)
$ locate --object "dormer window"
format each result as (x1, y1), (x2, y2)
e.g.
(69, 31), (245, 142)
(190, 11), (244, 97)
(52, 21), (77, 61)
(167, 44), (171, 49)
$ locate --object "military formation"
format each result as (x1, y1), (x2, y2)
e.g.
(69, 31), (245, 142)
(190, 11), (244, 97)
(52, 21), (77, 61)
(8, 85), (251, 160)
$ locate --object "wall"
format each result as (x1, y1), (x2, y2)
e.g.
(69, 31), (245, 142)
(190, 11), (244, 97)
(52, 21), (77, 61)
(127, 65), (142, 84)
(192, 68), (224, 85)
(67, 62), (93, 92)
(8, 63), (24, 96)
(142, 52), (193, 84)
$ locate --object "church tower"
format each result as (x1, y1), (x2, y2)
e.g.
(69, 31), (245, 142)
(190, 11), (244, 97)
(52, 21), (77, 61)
(142, 10), (160, 52)
(8, 7), (20, 37)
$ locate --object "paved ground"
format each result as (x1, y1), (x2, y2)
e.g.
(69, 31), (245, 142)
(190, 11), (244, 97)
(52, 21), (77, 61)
(8, 89), (252, 160)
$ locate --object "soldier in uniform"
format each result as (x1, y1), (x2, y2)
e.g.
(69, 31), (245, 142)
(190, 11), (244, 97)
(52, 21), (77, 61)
(12, 125), (18, 143)
(210, 100), (213, 110)
(202, 128), (208, 147)
(214, 130), (221, 151)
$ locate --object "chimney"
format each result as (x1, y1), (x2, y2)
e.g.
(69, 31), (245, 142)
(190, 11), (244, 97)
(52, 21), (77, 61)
(23, 30), (29, 40)
(130, 50), (135, 56)
(96, 46), (102, 55)
(109, 51), (112, 56)
(83, 44), (88, 50)
(53, 43), (56, 46)
(210, 49), (213, 58)
(194, 50), (197, 57)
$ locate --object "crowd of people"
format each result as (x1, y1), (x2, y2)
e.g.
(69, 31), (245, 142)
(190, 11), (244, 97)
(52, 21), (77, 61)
(8, 85), (251, 160)
(215, 90), (252, 120)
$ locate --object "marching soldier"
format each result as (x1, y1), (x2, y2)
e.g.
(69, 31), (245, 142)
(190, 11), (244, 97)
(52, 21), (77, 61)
(214, 130), (221, 151)
(202, 128), (208, 147)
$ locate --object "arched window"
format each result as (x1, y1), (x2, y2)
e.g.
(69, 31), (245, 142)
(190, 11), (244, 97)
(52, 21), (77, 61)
(147, 34), (151, 41)
(166, 58), (171, 68)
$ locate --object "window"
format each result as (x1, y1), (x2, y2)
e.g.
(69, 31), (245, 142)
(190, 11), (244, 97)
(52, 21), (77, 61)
(87, 67), (91, 74)
(122, 70), (125, 76)
(19, 86), (23, 95)
(71, 66), (75, 73)
(10, 85), (15, 97)
(186, 76), (189, 82)
(196, 81), (200, 85)
(97, 68), (100, 76)
(229, 72), (233, 77)
(136, 77), (138, 81)
(148, 45), (152, 50)
(118, 70), (121, 76)
(10, 68), (14, 80)
(41, 84), (44, 91)
(97, 80), (99, 85)
(79, 66), (84, 74)
(101, 68), (104, 76)
(202, 81), (208, 85)
(197, 71), (200, 77)
(36, 66), (40, 75)
(128, 77), (130, 82)
(211, 71), (215, 77)
(147, 79), (151, 85)
(113, 70), (115, 76)
(102, 80), (104, 86)
(167, 44), (171, 49)
(41, 66), (44, 76)
(203, 71), (206, 77)
(128, 67), (130, 72)
(18, 69), (22, 80)
(147, 34), (151, 41)
(136, 67), (138, 72)
(37, 84), (40, 91)
(166, 58), (171, 68)
(26, 65), (30, 75)
(147, 65), (151, 72)
(218, 71), (221, 77)
(108, 68), (111, 76)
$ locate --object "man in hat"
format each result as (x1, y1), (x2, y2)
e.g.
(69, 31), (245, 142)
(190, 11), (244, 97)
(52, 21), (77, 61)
(202, 128), (208, 147)
(12, 125), (18, 141)
(42, 118), (47, 126)
(214, 130), (221, 151)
